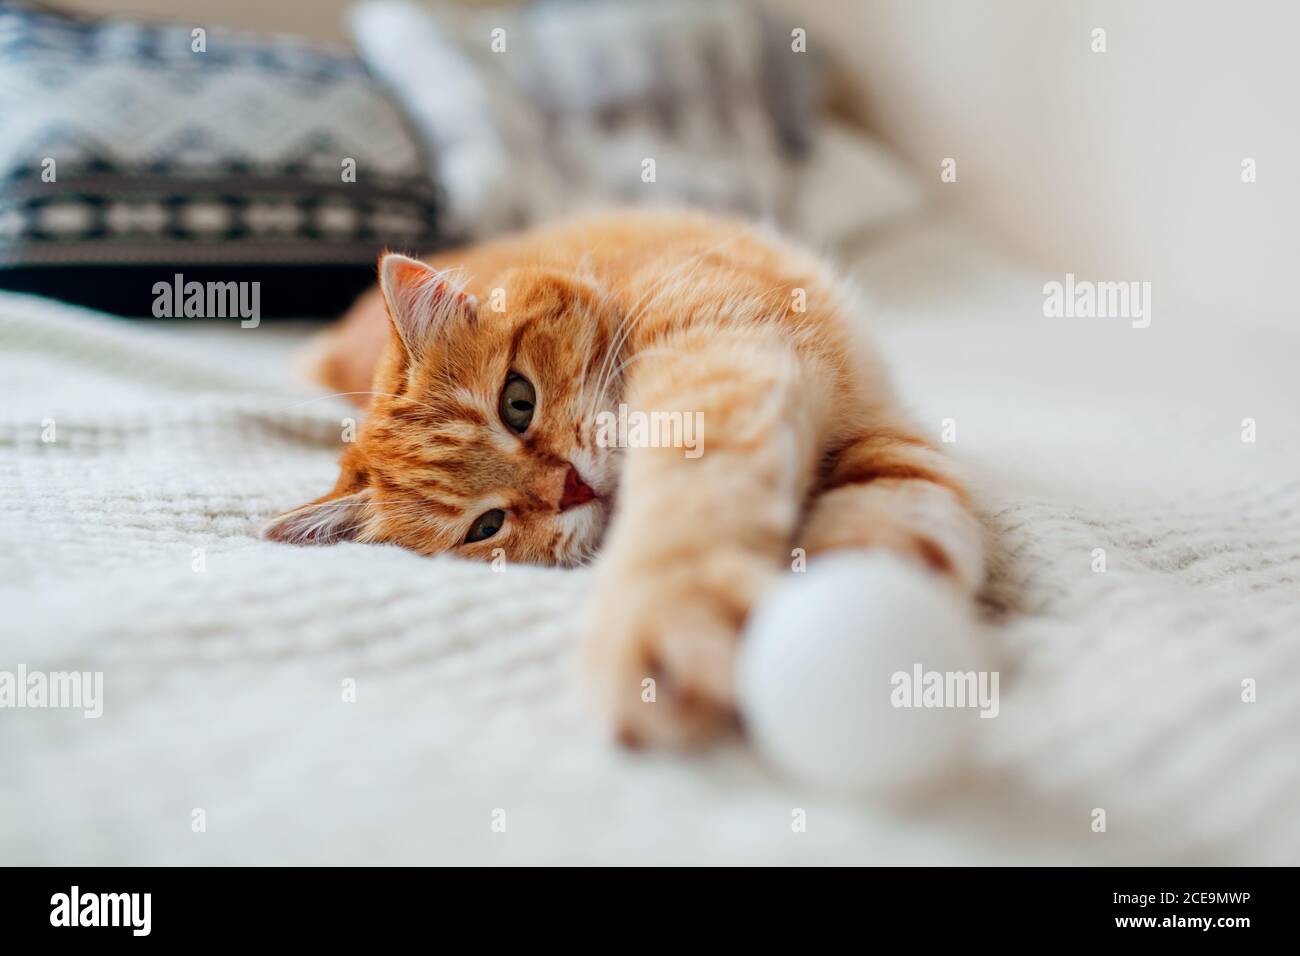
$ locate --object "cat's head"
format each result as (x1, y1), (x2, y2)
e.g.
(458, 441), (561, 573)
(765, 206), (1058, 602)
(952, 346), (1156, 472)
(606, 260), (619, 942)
(263, 253), (622, 566)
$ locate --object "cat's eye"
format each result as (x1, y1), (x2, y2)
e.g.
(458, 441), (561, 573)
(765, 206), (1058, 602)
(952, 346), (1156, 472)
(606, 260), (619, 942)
(499, 374), (536, 433)
(465, 508), (505, 543)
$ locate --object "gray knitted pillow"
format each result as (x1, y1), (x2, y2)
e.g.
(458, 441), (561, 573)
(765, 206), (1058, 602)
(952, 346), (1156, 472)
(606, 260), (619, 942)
(351, 0), (822, 238)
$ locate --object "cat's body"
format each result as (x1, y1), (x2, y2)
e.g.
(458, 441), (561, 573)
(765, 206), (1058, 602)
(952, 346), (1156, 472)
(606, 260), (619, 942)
(266, 209), (983, 747)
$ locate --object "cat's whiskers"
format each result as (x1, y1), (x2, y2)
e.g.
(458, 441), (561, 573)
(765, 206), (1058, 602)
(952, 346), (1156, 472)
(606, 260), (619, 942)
(573, 261), (645, 429)
(581, 234), (743, 429)
(582, 238), (719, 417)
(573, 287), (623, 430)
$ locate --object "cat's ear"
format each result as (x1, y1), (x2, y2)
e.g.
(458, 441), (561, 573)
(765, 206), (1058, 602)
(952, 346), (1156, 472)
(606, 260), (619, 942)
(378, 252), (478, 355)
(261, 488), (373, 546)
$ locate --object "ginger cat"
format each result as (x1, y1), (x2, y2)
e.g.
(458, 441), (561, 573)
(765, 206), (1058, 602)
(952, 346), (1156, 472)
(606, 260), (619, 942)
(265, 209), (983, 748)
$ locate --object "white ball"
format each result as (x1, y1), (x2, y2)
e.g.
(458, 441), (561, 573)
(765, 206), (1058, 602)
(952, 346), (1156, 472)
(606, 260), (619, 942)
(737, 551), (985, 796)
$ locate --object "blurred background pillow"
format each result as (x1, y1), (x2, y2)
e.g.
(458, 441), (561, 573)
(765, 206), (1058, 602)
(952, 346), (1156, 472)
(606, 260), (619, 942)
(351, 0), (819, 234)
(351, 0), (924, 250)
(0, 3), (458, 316)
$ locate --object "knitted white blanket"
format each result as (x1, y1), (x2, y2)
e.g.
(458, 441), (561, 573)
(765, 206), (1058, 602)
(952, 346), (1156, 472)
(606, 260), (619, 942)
(3, 228), (1297, 864)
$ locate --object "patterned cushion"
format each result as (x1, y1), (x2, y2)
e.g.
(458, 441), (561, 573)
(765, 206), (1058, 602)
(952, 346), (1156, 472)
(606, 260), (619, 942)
(0, 5), (457, 316)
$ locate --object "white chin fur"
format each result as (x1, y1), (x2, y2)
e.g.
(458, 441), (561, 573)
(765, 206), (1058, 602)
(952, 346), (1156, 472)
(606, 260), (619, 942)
(555, 499), (610, 566)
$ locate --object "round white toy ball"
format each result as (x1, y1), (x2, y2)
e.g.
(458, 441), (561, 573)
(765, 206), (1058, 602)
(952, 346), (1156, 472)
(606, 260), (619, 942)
(737, 551), (986, 796)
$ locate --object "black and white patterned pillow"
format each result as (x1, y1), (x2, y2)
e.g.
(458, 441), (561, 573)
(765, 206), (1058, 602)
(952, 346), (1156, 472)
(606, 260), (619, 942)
(0, 4), (458, 317)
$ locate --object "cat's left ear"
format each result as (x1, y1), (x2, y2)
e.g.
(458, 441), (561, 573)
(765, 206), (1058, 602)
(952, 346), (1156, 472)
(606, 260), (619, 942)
(261, 488), (373, 546)
(378, 253), (478, 355)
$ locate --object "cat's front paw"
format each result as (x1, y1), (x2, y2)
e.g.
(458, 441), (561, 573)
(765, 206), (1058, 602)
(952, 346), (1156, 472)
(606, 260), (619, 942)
(585, 590), (740, 749)
(583, 553), (772, 749)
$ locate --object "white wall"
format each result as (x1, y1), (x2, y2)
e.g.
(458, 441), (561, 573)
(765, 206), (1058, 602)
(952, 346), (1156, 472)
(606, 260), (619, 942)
(789, 0), (1300, 327)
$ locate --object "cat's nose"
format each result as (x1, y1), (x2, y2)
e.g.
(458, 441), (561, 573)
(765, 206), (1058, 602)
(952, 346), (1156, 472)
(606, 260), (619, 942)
(558, 465), (595, 511)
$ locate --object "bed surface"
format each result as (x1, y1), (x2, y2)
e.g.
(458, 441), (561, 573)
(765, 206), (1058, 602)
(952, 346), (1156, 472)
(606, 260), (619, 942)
(3, 213), (1298, 864)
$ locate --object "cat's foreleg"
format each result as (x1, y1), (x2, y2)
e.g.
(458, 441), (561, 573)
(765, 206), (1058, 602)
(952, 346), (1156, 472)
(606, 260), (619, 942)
(584, 326), (827, 748)
(798, 427), (984, 595)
